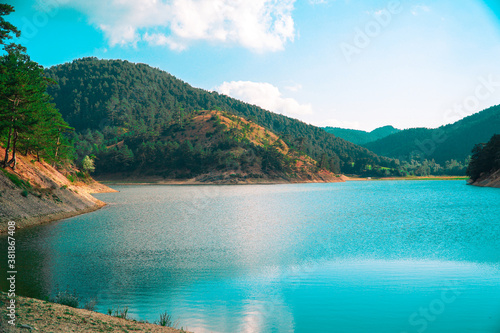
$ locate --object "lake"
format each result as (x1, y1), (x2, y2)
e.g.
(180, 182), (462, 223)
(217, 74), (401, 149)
(1, 181), (500, 332)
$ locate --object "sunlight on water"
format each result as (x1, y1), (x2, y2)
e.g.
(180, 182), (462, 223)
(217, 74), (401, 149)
(1, 181), (500, 332)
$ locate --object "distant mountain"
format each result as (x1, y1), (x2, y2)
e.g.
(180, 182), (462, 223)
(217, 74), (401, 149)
(323, 125), (400, 145)
(44, 57), (399, 177)
(363, 105), (500, 165)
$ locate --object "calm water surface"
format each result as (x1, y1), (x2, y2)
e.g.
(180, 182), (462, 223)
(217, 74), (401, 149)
(1, 181), (500, 332)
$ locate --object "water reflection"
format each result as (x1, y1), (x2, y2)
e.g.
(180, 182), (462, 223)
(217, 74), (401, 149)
(1, 181), (500, 332)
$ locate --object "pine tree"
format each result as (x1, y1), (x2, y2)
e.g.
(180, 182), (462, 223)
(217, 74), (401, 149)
(0, 45), (72, 168)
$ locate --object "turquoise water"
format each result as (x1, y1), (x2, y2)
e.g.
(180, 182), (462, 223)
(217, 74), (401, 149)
(1, 181), (500, 332)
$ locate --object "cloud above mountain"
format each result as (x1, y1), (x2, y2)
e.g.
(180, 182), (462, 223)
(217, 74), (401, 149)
(217, 81), (313, 116)
(55, 0), (296, 52)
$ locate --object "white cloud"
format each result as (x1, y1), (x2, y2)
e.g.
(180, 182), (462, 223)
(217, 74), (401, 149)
(217, 81), (313, 116)
(58, 0), (296, 52)
(284, 83), (303, 92)
(308, 0), (328, 5)
(411, 5), (431, 16)
(143, 33), (187, 51)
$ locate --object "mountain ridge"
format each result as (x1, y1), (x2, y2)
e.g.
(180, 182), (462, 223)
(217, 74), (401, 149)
(323, 125), (401, 145)
(363, 105), (500, 165)
(44, 57), (400, 177)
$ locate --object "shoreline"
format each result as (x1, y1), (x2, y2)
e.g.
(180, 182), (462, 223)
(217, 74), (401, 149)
(95, 175), (348, 186)
(97, 175), (468, 185)
(0, 200), (106, 236)
(345, 176), (468, 181)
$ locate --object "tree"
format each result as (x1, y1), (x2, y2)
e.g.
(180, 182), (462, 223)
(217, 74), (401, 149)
(82, 155), (95, 174)
(0, 49), (62, 168)
(0, 4), (21, 49)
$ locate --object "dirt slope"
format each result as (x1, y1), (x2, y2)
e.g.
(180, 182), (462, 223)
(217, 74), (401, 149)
(472, 169), (500, 188)
(0, 148), (116, 234)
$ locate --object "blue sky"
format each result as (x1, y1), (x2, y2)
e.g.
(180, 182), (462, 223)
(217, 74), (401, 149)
(6, 0), (500, 131)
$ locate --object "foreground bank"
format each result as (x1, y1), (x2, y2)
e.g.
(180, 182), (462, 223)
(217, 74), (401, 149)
(0, 148), (116, 234)
(0, 292), (188, 332)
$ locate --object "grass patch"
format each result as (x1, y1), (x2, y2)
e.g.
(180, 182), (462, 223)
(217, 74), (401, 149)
(1, 168), (32, 190)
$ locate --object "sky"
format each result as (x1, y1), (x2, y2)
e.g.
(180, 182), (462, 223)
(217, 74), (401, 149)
(5, 0), (500, 131)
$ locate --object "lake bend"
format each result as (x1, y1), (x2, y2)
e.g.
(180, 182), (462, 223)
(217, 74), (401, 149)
(1, 180), (500, 332)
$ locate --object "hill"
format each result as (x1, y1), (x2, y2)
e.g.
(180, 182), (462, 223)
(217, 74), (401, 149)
(363, 105), (500, 165)
(92, 110), (343, 183)
(44, 57), (399, 178)
(323, 125), (400, 145)
(467, 134), (500, 188)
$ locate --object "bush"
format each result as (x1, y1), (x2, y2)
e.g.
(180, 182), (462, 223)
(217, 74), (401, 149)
(21, 190), (29, 197)
(53, 290), (79, 308)
(156, 311), (173, 327)
(83, 298), (97, 311)
(111, 306), (129, 319)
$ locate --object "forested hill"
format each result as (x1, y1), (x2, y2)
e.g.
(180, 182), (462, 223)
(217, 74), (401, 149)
(467, 134), (500, 187)
(44, 57), (398, 176)
(363, 105), (500, 165)
(323, 126), (400, 145)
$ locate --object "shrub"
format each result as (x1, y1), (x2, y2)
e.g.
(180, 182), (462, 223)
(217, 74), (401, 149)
(83, 298), (97, 311)
(156, 311), (173, 327)
(54, 290), (79, 308)
(21, 190), (29, 197)
(112, 306), (129, 319)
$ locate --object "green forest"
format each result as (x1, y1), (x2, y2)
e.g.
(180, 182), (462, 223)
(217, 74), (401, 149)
(323, 125), (400, 145)
(44, 57), (402, 177)
(362, 105), (500, 174)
